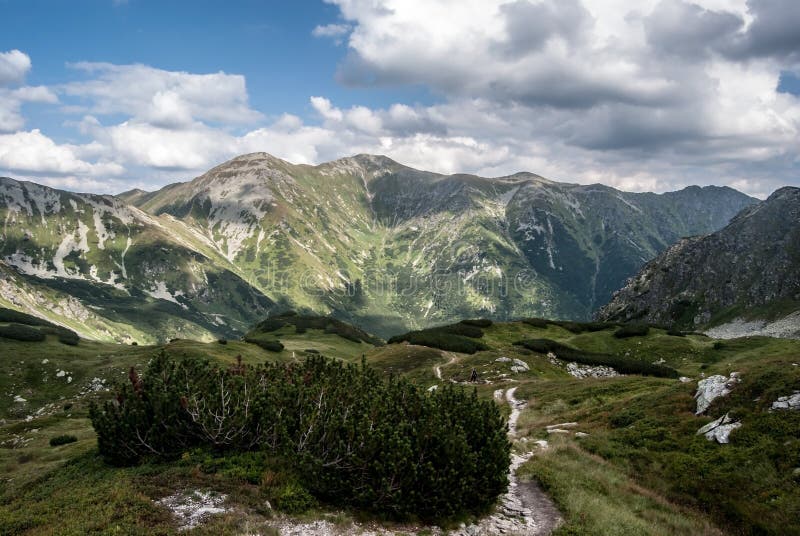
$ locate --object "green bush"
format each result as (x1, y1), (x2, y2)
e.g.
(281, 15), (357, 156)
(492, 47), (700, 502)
(0, 307), (57, 327)
(514, 339), (678, 378)
(0, 323), (45, 342)
(90, 353), (509, 522)
(244, 337), (284, 352)
(522, 318), (549, 328)
(49, 434), (78, 447)
(272, 481), (317, 514)
(386, 321), (489, 353)
(460, 318), (493, 328)
(388, 329), (489, 354)
(55, 329), (80, 346)
(613, 324), (650, 338)
(249, 312), (383, 345)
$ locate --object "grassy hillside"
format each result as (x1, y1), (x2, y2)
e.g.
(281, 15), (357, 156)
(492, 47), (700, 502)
(1, 315), (798, 534)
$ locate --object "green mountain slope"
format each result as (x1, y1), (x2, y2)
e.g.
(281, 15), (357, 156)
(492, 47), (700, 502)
(1, 154), (756, 339)
(0, 177), (274, 343)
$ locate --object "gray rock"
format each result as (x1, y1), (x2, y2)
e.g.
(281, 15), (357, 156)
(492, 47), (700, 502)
(512, 358), (530, 370)
(697, 413), (741, 444)
(695, 372), (740, 414)
(771, 392), (800, 411)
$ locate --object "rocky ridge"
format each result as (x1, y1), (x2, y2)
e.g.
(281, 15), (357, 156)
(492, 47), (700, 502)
(597, 187), (800, 335)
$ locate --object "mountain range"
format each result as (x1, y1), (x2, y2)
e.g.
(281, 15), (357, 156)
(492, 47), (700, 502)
(0, 152), (757, 342)
(598, 186), (800, 337)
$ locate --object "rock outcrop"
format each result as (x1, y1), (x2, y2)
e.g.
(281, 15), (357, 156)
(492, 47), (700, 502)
(597, 187), (800, 336)
(695, 373), (740, 414)
(771, 392), (800, 411)
(697, 413), (741, 444)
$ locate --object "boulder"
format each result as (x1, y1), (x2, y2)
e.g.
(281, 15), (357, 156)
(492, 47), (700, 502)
(695, 372), (740, 414)
(771, 391), (800, 410)
(697, 413), (741, 444)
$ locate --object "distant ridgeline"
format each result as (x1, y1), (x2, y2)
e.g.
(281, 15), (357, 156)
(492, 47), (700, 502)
(0, 154), (756, 341)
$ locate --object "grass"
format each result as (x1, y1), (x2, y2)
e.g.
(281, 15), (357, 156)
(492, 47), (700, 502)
(1, 317), (800, 534)
(521, 439), (724, 536)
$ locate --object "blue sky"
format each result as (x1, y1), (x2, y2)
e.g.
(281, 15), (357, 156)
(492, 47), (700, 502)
(1, 0), (431, 139)
(0, 0), (799, 198)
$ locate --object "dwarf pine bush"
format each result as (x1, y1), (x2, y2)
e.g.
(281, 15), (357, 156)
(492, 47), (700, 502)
(90, 351), (509, 521)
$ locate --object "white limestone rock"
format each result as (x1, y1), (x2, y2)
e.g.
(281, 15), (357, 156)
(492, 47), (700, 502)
(771, 392), (800, 411)
(697, 413), (741, 444)
(695, 372), (740, 414)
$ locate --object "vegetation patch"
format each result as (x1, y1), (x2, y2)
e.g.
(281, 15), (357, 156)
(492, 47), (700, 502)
(514, 338), (678, 378)
(243, 337), (284, 352)
(249, 312), (383, 346)
(387, 320), (491, 353)
(614, 324), (651, 338)
(460, 318), (493, 328)
(49, 434), (78, 447)
(0, 323), (46, 342)
(89, 352), (509, 522)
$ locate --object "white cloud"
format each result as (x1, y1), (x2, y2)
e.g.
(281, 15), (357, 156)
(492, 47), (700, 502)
(62, 62), (263, 126)
(0, 50), (31, 86)
(4, 1), (800, 200)
(312, 23), (351, 38)
(0, 129), (123, 177)
(303, 0), (800, 195)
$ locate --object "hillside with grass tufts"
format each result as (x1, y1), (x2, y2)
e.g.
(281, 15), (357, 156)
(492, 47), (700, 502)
(2, 312), (798, 535)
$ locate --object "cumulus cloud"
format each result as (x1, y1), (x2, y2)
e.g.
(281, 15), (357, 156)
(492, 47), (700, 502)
(0, 129), (123, 177)
(62, 62), (263, 126)
(0, 50), (58, 133)
(309, 0), (800, 195)
(0, 50), (31, 86)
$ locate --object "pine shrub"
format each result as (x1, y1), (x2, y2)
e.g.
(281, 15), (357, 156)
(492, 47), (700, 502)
(613, 324), (650, 338)
(514, 338), (678, 378)
(89, 352), (510, 522)
(49, 434), (78, 446)
(0, 323), (46, 342)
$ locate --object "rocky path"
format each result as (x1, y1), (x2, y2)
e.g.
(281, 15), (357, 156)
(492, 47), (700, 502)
(453, 387), (562, 535)
(434, 353), (458, 380)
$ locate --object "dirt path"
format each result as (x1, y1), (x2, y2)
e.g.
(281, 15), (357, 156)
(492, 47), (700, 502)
(453, 387), (562, 535)
(433, 352), (458, 381)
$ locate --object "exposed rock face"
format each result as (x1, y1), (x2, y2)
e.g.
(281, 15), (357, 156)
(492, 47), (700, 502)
(695, 373), (740, 414)
(566, 362), (618, 378)
(772, 392), (800, 411)
(1, 154), (756, 339)
(697, 413), (741, 444)
(597, 187), (800, 336)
